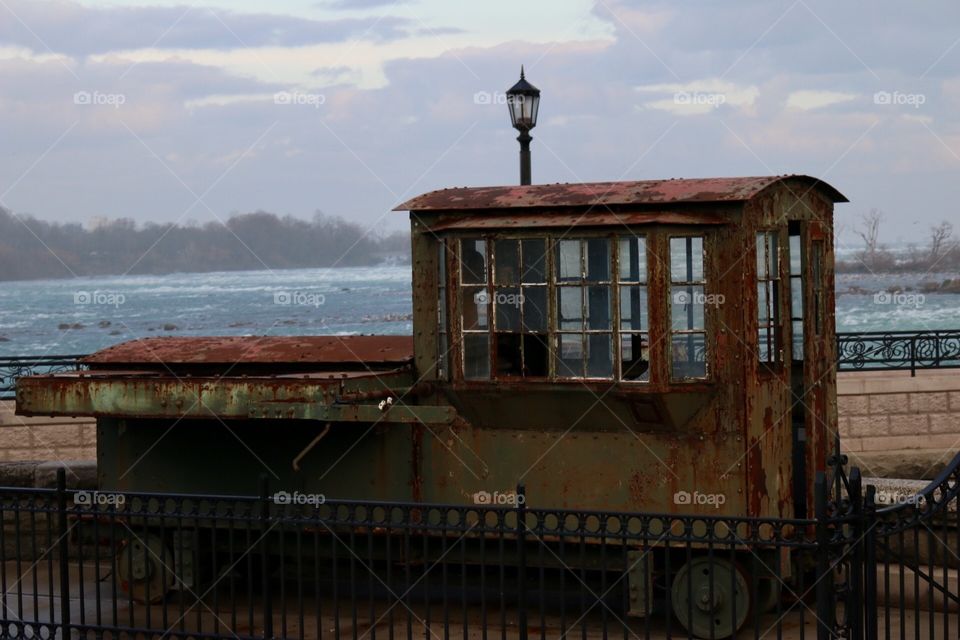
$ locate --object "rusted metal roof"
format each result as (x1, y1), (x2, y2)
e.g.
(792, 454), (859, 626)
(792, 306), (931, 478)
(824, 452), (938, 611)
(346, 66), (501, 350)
(394, 175), (848, 211)
(83, 336), (414, 366)
(426, 210), (728, 231)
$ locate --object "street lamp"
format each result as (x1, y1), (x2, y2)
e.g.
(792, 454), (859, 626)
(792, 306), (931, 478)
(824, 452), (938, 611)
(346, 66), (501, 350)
(506, 66), (540, 186)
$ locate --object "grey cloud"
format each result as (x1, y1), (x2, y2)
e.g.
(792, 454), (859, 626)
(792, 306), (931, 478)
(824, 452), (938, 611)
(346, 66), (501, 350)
(0, 0), (411, 56)
(318, 0), (412, 9)
(1, 0), (959, 241)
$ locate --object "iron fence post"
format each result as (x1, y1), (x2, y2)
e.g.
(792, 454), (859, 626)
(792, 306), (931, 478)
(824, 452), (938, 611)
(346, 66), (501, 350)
(815, 471), (834, 640)
(849, 468), (863, 640)
(910, 335), (917, 377)
(260, 475), (274, 640)
(56, 468), (71, 638)
(863, 485), (878, 640)
(516, 484), (528, 640)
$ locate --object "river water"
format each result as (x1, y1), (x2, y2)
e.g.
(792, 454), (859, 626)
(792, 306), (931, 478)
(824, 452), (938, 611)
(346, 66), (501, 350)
(0, 267), (957, 357)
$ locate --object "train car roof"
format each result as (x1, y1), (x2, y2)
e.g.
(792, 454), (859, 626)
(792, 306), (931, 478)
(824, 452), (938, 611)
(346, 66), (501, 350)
(82, 336), (414, 368)
(394, 175), (848, 212)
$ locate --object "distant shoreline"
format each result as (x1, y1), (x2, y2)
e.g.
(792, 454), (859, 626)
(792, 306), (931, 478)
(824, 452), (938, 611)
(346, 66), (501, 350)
(0, 258), (411, 284)
(0, 209), (410, 283)
(0, 260), (956, 285)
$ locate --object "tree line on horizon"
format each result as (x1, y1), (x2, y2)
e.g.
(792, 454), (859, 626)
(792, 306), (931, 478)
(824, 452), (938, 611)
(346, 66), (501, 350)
(1, 206), (955, 282)
(0, 209), (410, 281)
(839, 209), (958, 274)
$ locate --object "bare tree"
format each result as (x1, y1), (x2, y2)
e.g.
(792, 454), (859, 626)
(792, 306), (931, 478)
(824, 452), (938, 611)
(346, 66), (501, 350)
(855, 209), (884, 265)
(928, 220), (954, 264)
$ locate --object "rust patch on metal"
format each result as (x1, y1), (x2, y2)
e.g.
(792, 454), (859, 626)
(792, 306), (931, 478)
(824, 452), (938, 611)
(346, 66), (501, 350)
(747, 437), (767, 515)
(82, 336), (414, 371)
(426, 211), (728, 231)
(410, 423), (424, 502)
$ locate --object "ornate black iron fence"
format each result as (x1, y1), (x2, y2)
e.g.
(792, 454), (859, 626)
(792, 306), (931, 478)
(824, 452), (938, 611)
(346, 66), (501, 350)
(0, 330), (958, 399)
(0, 355), (84, 400)
(837, 330), (960, 376)
(0, 457), (958, 640)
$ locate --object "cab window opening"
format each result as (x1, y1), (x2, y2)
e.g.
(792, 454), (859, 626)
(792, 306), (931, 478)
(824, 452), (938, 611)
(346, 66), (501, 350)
(788, 226), (804, 361)
(756, 231), (782, 366)
(555, 238), (614, 379)
(460, 238), (490, 380)
(456, 234), (657, 383)
(619, 236), (649, 381)
(493, 238), (549, 377)
(669, 236), (707, 380)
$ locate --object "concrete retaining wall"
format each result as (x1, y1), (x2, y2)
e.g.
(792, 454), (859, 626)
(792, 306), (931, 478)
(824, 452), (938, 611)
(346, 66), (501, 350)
(0, 400), (96, 462)
(838, 369), (960, 479)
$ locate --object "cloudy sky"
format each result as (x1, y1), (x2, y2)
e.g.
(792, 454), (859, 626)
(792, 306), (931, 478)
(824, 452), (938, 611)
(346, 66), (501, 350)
(1, 0), (959, 242)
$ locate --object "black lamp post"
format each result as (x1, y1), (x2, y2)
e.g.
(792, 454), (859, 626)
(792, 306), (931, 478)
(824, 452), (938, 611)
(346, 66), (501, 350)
(506, 66), (540, 186)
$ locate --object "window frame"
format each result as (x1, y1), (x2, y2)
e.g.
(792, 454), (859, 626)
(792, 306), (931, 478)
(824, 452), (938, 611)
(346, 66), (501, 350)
(449, 232), (656, 384)
(787, 227), (804, 362)
(756, 230), (784, 369)
(554, 237), (616, 380)
(667, 233), (710, 382)
(491, 237), (550, 378)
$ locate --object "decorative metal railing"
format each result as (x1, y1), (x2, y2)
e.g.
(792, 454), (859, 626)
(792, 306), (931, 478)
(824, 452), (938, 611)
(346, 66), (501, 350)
(0, 330), (957, 400)
(0, 455), (957, 640)
(0, 355), (85, 399)
(837, 330), (960, 376)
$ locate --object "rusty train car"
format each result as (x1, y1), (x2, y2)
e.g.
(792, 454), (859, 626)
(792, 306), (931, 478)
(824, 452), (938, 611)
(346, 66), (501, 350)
(16, 174), (846, 636)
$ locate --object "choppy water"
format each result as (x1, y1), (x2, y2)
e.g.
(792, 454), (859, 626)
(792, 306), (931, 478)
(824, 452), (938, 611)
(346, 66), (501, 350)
(0, 267), (957, 357)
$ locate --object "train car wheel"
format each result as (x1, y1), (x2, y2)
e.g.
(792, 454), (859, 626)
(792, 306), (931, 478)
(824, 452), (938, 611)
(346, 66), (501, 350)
(117, 533), (175, 604)
(671, 557), (749, 639)
(757, 577), (781, 614)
